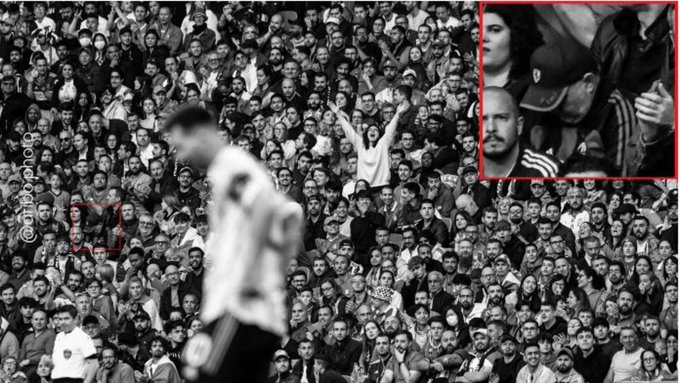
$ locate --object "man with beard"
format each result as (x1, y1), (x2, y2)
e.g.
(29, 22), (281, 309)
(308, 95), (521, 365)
(509, 203), (538, 244)
(631, 215), (659, 257)
(425, 172), (454, 219)
(560, 187), (590, 239)
(142, 336), (181, 383)
(268, 350), (297, 383)
(96, 345), (134, 383)
(553, 348), (584, 383)
(382, 316), (402, 340)
(491, 335), (524, 383)
(426, 40), (450, 84)
(383, 330), (427, 382)
(174, 167), (201, 212)
(459, 329), (495, 382)
(459, 287), (485, 323)
(304, 195), (326, 252)
(478, 208), (499, 246)
(590, 202), (610, 239)
(428, 329), (464, 381)
(182, 248), (205, 296)
(375, 60), (400, 103)
(482, 87), (562, 177)
(641, 316), (662, 350)
(606, 262), (626, 297)
(613, 290), (637, 330)
(367, 333), (393, 383)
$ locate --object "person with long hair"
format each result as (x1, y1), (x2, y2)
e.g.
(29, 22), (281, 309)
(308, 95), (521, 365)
(329, 100), (408, 192)
(508, 274), (542, 313)
(576, 266), (606, 313)
(482, 5), (543, 99)
(631, 349), (673, 381)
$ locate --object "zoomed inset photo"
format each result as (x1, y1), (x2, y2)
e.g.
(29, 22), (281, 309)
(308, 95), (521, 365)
(481, 3), (676, 178)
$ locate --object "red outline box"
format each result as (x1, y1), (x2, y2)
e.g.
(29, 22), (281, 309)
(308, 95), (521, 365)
(478, 1), (678, 181)
(69, 202), (123, 252)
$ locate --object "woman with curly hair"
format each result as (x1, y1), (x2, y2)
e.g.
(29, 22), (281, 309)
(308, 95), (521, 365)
(482, 5), (544, 100)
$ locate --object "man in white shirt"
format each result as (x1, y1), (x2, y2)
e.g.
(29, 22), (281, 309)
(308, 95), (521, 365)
(51, 305), (98, 383)
(167, 106), (303, 383)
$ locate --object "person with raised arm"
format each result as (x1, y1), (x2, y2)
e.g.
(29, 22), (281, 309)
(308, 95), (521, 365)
(328, 100), (409, 192)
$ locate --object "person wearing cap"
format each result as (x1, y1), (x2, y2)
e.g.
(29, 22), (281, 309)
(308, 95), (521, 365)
(554, 347), (584, 383)
(375, 59), (400, 104)
(483, 86), (562, 177)
(491, 334), (524, 383)
(520, 38), (656, 177)
(182, 8), (216, 52)
(315, 216), (348, 261)
(268, 350), (297, 383)
(458, 328), (495, 382)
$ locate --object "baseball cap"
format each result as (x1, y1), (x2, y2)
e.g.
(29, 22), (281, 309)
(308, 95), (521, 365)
(402, 69), (417, 78)
(472, 328), (488, 338)
(494, 254), (510, 266)
(178, 166), (194, 177)
(326, 17), (340, 25)
(520, 39), (598, 112)
(462, 165), (477, 175)
(500, 334), (519, 344)
(192, 8), (207, 21)
(273, 350), (290, 361)
(8, 174), (21, 184)
(556, 347), (574, 360)
(324, 216), (339, 226)
(530, 179), (544, 186)
(82, 315), (99, 327)
(382, 60), (397, 70)
(153, 85), (167, 95)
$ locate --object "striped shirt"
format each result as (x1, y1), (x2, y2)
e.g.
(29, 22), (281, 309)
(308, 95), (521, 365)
(509, 146), (562, 177)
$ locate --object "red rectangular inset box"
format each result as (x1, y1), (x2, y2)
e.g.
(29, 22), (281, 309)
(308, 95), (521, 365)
(69, 202), (123, 252)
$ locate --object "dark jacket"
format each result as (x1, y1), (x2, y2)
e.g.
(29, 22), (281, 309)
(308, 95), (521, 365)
(591, 7), (674, 96)
(324, 338), (362, 375)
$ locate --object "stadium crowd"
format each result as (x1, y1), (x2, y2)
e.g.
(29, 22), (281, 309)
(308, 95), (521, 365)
(0, 1), (673, 383)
